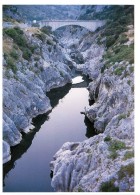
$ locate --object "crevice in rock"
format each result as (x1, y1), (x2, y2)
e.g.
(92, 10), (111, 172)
(94, 79), (101, 100)
(84, 116), (98, 138)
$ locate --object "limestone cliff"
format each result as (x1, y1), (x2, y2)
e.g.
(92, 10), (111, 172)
(3, 26), (72, 163)
(3, 5), (134, 192)
(50, 5), (134, 192)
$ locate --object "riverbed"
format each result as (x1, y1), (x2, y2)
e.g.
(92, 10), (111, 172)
(3, 75), (96, 192)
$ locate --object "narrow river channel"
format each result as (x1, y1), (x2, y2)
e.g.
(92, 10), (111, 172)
(3, 75), (96, 192)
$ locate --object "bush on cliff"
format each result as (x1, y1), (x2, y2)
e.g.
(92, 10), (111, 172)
(99, 180), (119, 192)
(34, 33), (46, 42)
(10, 50), (19, 60)
(4, 27), (27, 47)
(6, 56), (18, 73)
(22, 48), (32, 60)
(41, 26), (52, 35)
(104, 44), (134, 65)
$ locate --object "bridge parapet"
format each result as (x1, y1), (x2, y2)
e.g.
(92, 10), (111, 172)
(39, 20), (105, 32)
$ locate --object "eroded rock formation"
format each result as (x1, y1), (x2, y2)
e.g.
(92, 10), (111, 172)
(50, 22), (134, 192)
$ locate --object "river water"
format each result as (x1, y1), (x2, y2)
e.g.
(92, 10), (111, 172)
(3, 75), (97, 192)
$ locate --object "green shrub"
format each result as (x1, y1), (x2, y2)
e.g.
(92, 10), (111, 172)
(4, 52), (8, 59)
(118, 163), (134, 180)
(14, 26), (24, 35)
(110, 151), (118, 159)
(10, 50), (19, 60)
(129, 66), (134, 73)
(47, 39), (54, 45)
(99, 180), (119, 192)
(106, 36), (117, 48)
(4, 28), (17, 38)
(123, 151), (134, 160)
(106, 44), (134, 64)
(41, 26), (52, 35)
(78, 187), (84, 192)
(13, 44), (19, 50)
(103, 51), (112, 59)
(119, 34), (129, 44)
(101, 65), (105, 73)
(35, 33), (46, 42)
(6, 57), (17, 73)
(118, 113), (127, 120)
(109, 140), (126, 151)
(7, 57), (14, 67)
(104, 136), (111, 142)
(4, 70), (11, 79)
(109, 139), (126, 159)
(127, 80), (131, 85)
(114, 47), (121, 54)
(5, 27), (27, 47)
(29, 45), (38, 53)
(114, 67), (125, 76)
(22, 49), (32, 60)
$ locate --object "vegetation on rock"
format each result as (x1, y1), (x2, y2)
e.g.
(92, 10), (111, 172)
(99, 180), (119, 192)
(118, 163), (134, 179)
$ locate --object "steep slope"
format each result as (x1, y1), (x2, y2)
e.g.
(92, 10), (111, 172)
(50, 5), (134, 192)
(3, 25), (72, 163)
(2, 5), (134, 192)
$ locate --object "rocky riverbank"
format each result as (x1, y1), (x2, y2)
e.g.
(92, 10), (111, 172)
(3, 5), (134, 192)
(50, 11), (134, 192)
(3, 26), (72, 163)
(50, 57), (134, 191)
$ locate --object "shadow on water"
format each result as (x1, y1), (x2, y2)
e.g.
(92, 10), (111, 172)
(3, 113), (49, 186)
(47, 83), (71, 108)
(3, 84), (72, 186)
(3, 74), (97, 190)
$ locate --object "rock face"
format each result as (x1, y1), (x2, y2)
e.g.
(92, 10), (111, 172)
(50, 24), (134, 192)
(3, 5), (134, 192)
(51, 68), (134, 191)
(3, 141), (11, 164)
(3, 27), (72, 163)
(51, 131), (134, 192)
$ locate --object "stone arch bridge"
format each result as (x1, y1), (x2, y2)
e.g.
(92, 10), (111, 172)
(39, 20), (105, 32)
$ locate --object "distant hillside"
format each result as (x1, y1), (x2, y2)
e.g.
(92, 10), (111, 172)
(3, 5), (81, 22)
(79, 5), (134, 23)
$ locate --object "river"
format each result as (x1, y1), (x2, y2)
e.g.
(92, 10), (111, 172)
(3, 75), (97, 192)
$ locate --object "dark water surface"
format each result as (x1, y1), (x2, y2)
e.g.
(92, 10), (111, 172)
(3, 76), (97, 192)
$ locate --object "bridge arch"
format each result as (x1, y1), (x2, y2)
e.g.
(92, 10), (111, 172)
(39, 20), (105, 32)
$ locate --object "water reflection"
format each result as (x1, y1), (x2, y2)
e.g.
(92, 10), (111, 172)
(3, 84), (71, 186)
(72, 76), (84, 84)
(47, 84), (71, 108)
(3, 114), (50, 186)
(72, 75), (91, 88)
(3, 74), (96, 192)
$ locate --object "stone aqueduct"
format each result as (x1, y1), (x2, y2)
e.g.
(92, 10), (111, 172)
(39, 20), (105, 31)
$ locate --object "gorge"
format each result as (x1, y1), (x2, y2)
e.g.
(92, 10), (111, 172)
(3, 5), (134, 192)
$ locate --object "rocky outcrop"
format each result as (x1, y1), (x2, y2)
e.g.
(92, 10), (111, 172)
(50, 60), (134, 192)
(51, 128), (134, 192)
(3, 27), (72, 163)
(50, 25), (134, 192)
(3, 5), (134, 192)
(3, 141), (11, 164)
